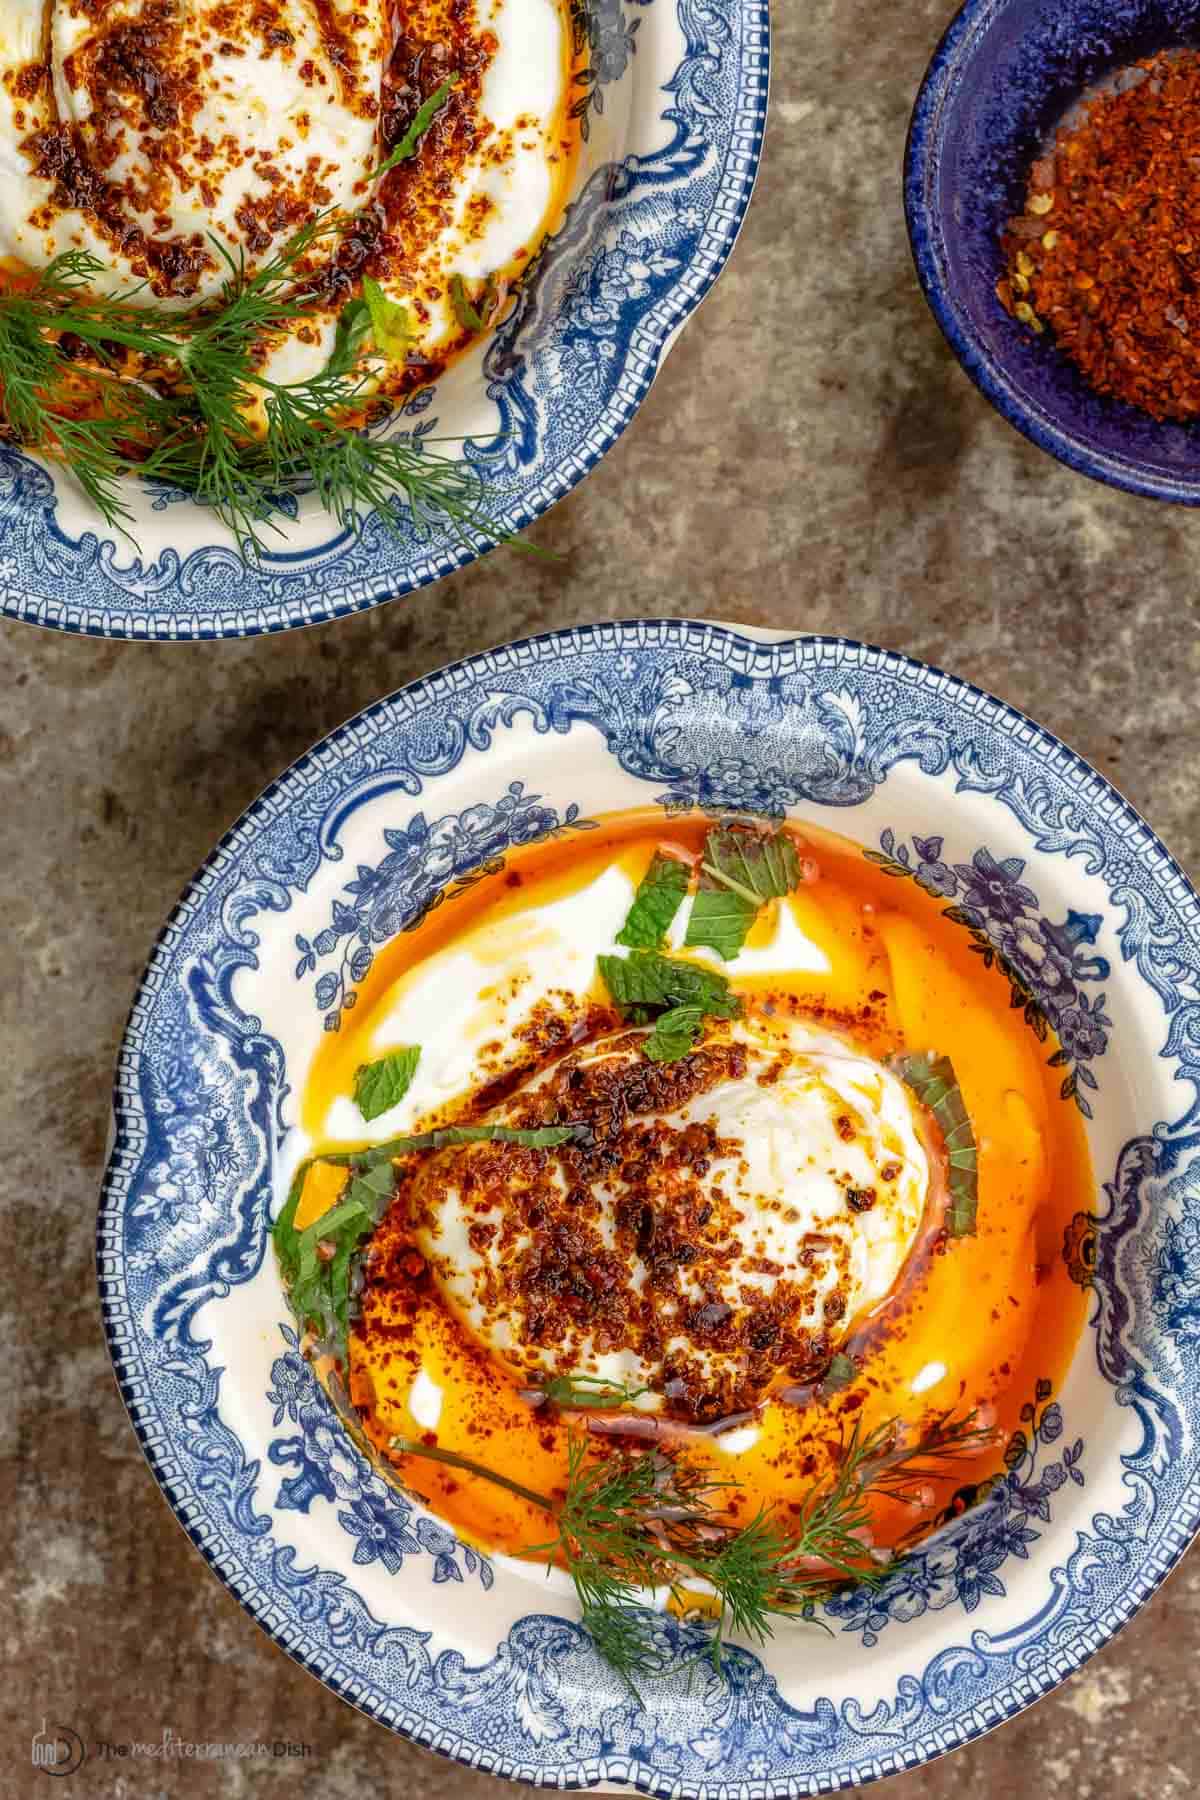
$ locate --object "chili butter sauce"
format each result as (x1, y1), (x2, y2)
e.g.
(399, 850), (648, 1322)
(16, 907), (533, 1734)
(297, 812), (1092, 1569)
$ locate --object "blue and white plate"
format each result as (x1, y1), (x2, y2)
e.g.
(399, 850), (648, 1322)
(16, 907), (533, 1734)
(1, 5), (768, 641)
(98, 621), (1200, 1795)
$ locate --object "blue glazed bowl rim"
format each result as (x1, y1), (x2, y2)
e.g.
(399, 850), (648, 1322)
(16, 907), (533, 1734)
(904, 0), (1200, 505)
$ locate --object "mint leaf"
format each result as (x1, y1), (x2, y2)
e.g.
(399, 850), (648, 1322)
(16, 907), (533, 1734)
(327, 1229), (361, 1339)
(643, 1004), (705, 1063)
(272, 1160), (311, 1286)
(362, 276), (411, 361)
(616, 852), (690, 950)
(703, 824), (804, 903)
(597, 951), (740, 1019)
(354, 1046), (421, 1122)
(357, 1159), (397, 1197)
(284, 1174), (387, 1349)
(371, 76), (459, 180)
(542, 1374), (651, 1410)
(328, 298), (372, 377)
(685, 824), (805, 960)
(684, 883), (758, 960)
(892, 1051), (978, 1236)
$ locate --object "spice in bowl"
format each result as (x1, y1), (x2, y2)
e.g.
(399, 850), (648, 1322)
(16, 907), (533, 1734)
(998, 50), (1200, 421)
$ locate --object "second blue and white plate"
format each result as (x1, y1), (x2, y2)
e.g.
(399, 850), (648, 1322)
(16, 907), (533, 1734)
(0, 4), (768, 640)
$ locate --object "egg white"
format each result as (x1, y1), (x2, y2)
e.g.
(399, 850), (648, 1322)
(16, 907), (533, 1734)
(1, 2), (384, 303)
(403, 0), (567, 346)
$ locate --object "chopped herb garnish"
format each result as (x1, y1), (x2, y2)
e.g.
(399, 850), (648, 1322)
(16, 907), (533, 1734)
(326, 1121), (584, 1172)
(686, 823), (806, 961)
(370, 76), (459, 181)
(353, 1046), (421, 1123)
(616, 852), (690, 951)
(705, 824), (804, 903)
(274, 1122), (585, 1353)
(271, 1160), (311, 1290)
(327, 295), (373, 378)
(683, 882), (759, 962)
(597, 950), (740, 1020)
(892, 1051), (978, 1236)
(642, 1004), (705, 1064)
(361, 276), (412, 362)
(820, 1352), (857, 1396)
(448, 271), (501, 334)
(282, 1170), (390, 1346)
(541, 1374), (651, 1410)
(0, 218), (519, 559)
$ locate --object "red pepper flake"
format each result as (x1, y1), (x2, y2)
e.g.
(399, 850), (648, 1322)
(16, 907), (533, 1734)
(1001, 49), (1200, 419)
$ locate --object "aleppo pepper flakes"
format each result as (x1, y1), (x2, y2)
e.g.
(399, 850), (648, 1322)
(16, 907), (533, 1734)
(998, 50), (1200, 421)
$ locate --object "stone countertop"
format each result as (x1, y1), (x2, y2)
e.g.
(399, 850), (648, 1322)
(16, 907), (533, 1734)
(3, 2), (1199, 1796)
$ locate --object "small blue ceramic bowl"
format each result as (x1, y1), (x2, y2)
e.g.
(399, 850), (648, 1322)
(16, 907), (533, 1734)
(906, 0), (1200, 502)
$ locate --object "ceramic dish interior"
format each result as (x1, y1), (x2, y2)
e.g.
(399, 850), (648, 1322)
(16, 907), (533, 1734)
(97, 621), (1200, 1798)
(906, 0), (1200, 501)
(0, 5), (768, 641)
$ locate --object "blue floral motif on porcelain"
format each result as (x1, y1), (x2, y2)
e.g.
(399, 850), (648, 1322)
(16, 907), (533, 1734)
(1151, 1192), (1200, 1347)
(568, 0), (650, 135)
(297, 784), (597, 1031)
(0, 0), (768, 638)
(825, 1386), (1084, 1647)
(97, 624), (1200, 1796)
(868, 829), (1112, 1116)
(266, 1326), (494, 1589)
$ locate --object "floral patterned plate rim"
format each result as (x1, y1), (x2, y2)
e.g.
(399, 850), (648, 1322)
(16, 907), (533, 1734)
(97, 621), (1200, 1795)
(0, 2), (769, 641)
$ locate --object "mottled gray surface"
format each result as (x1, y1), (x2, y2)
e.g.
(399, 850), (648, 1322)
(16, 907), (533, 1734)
(3, 1), (1200, 1794)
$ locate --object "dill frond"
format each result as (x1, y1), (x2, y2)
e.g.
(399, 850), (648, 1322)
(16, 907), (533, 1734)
(0, 207), (514, 558)
(387, 1407), (996, 1689)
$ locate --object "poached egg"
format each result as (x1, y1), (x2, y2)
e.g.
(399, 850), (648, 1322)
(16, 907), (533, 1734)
(304, 857), (935, 1424)
(0, 0), (573, 383)
(1, 1), (385, 300)
(409, 1015), (931, 1420)
(323, 815), (1093, 1565)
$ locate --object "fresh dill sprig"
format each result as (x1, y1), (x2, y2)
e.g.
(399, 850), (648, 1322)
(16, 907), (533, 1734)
(390, 1409), (994, 1687)
(144, 215), (506, 555)
(547, 1439), (686, 1684)
(0, 258), (172, 532)
(0, 204), (514, 557)
(857, 1408), (991, 1500)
